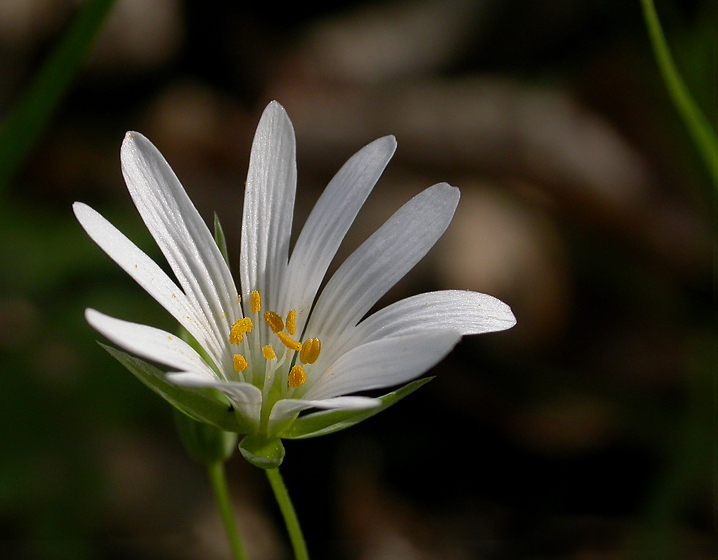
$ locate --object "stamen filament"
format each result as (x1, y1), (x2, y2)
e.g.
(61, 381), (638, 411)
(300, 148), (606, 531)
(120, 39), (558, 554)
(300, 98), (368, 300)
(277, 331), (302, 352)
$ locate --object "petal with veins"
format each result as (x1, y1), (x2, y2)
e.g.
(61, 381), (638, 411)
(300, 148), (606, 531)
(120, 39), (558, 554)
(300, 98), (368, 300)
(304, 329), (462, 401)
(307, 183), (460, 345)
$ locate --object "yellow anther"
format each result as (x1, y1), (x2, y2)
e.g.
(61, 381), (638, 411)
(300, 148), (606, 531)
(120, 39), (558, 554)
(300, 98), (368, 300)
(233, 354), (248, 372)
(286, 310), (296, 336)
(250, 290), (261, 313)
(262, 345), (277, 360)
(276, 331), (302, 352)
(229, 317), (253, 345)
(264, 311), (284, 333)
(299, 337), (321, 364)
(288, 365), (306, 388)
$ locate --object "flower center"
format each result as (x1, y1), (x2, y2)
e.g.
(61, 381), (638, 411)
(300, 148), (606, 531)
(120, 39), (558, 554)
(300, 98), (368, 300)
(228, 289), (321, 389)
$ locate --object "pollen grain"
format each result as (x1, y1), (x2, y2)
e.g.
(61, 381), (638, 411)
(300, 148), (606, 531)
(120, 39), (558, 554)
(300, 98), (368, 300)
(229, 317), (253, 344)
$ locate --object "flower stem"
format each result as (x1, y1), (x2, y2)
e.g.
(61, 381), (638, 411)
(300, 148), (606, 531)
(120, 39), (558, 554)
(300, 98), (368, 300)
(266, 468), (310, 560)
(207, 461), (247, 560)
(0, 0), (118, 192)
(639, 0), (718, 186)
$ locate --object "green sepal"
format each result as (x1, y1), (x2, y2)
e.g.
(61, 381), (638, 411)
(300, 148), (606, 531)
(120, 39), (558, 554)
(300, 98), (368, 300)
(100, 343), (241, 432)
(174, 407), (238, 465)
(213, 212), (231, 268)
(279, 377), (434, 440)
(238, 435), (285, 469)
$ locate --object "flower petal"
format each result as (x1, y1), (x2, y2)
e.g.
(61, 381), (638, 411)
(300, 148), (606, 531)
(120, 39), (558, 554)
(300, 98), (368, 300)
(166, 373), (263, 434)
(266, 396), (380, 439)
(278, 135), (397, 332)
(240, 101), (296, 316)
(85, 309), (218, 379)
(307, 183), (460, 344)
(121, 132), (239, 376)
(303, 329), (462, 400)
(73, 202), (225, 370)
(330, 290), (516, 361)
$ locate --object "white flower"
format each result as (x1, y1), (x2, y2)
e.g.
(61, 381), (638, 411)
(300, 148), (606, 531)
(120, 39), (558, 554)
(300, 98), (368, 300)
(74, 101), (515, 449)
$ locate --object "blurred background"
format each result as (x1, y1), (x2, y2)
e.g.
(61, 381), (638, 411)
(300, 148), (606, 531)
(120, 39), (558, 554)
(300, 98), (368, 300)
(0, 0), (714, 558)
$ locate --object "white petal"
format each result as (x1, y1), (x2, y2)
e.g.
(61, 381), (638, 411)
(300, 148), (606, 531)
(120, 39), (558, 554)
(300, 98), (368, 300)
(73, 202), (225, 370)
(121, 132), (239, 375)
(303, 329), (462, 401)
(167, 373), (263, 434)
(335, 290), (516, 358)
(266, 396), (380, 438)
(278, 136), (397, 332)
(240, 101), (296, 317)
(307, 183), (460, 343)
(86, 309), (218, 379)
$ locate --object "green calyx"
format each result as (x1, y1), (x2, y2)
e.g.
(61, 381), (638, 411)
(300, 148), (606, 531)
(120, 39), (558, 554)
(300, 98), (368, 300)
(239, 435), (285, 469)
(174, 408), (237, 465)
(101, 344), (242, 432)
(277, 377), (433, 439)
(103, 341), (435, 468)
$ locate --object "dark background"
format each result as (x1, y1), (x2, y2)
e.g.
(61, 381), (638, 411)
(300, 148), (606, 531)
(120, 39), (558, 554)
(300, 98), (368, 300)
(0, 0), (714, 558)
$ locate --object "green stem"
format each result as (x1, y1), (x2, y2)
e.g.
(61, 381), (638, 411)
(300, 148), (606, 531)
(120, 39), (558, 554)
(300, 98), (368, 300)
(639, 0), (718, 186)
(266, 468), (310, 560)
(0, 0), (118, 192)
(207, 461), (247, 560)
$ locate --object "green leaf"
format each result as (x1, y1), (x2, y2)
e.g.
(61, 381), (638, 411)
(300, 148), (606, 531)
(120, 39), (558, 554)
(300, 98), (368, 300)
(101, 343), (242, 433)
(239, 435), (285, 469)
(213, 213), (231, 268)
(280, 377), (434, 440)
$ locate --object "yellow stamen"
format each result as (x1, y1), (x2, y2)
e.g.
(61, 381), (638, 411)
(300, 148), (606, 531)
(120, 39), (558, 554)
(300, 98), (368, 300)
(288, 365), (306, 388)
(276, 331), (302, 352)
(229, 317), (253, 345)
(299, 337), (321, 364)
(262, 345), (277, 360)
(286, 310), (297, 336)
(250, 290), (261, 313)
(233, 354), (248, 372)
(264, 311), (284, 333)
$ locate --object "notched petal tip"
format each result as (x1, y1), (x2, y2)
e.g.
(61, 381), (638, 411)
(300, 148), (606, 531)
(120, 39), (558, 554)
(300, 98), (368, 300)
(433, 181), (460, 199)
(373, 134), (397, 153)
